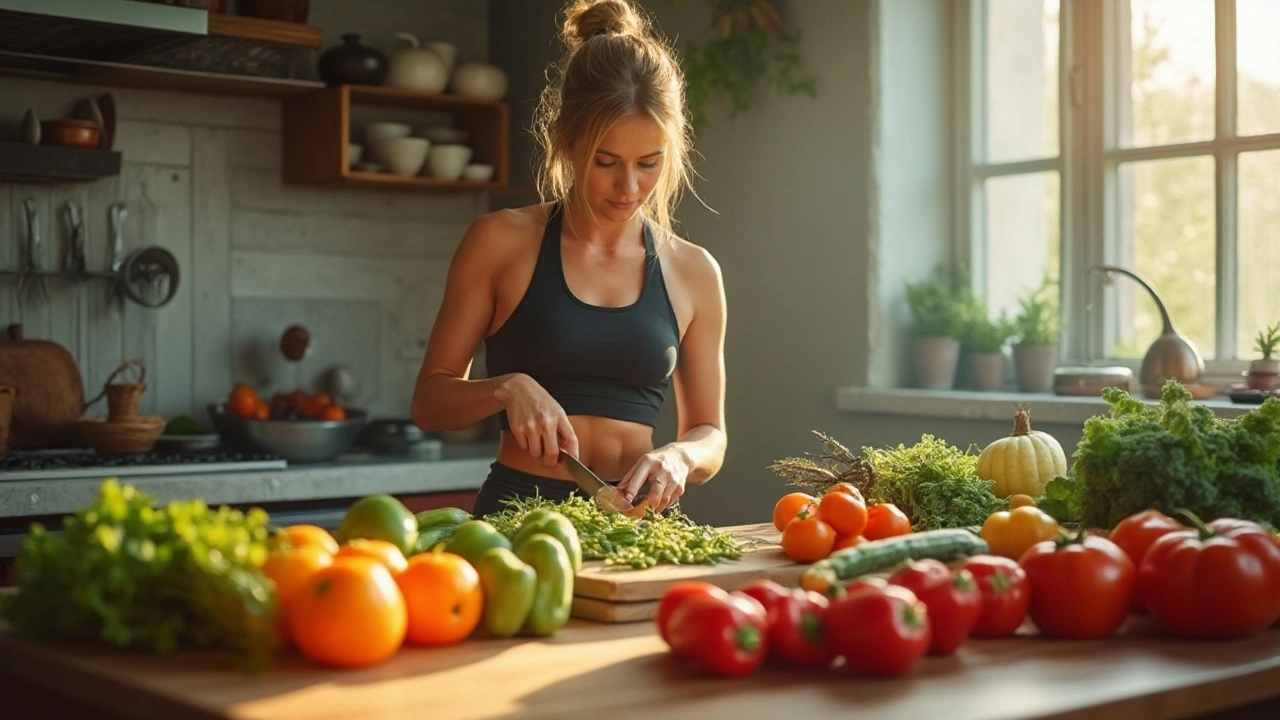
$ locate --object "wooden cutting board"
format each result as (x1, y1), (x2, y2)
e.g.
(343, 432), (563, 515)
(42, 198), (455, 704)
(570, 523), (806, 622)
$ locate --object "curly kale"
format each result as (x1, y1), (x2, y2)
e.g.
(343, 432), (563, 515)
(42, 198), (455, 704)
(1074, 381), (1280, 529)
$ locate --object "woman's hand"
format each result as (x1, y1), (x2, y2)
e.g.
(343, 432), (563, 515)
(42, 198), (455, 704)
(494, 374), (579, 467)
(617, 445), (691, 513)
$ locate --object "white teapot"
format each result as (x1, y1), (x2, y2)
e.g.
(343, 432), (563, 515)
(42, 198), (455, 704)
(450, 62), (509, 102)
(385, 32), (448, 93)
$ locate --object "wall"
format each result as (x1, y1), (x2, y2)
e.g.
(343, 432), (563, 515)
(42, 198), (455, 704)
(0, 0), (491, 421)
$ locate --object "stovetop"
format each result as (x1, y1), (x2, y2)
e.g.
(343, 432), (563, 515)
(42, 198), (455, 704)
(0, 448), (288, 482)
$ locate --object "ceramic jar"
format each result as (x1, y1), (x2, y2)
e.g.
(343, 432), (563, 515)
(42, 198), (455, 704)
(385, 32), (448, 93)
(318, 34), (388, 86)
(449, 62), (509, 101)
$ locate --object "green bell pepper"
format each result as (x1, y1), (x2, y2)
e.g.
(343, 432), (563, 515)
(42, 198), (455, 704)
(516, 533), (573, 636)
(473, 547), (537, 638)
(444, 520), (511, 565)
(511, 510), (582, 573)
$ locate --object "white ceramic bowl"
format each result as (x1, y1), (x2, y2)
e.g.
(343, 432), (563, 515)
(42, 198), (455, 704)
(419, 126), (470, 145)
(461, 163), (494, 183)
(427, 144), (473, 181)
(373, 137), (430, 177)
(347, 143), (364, 168)
(449, 63), (509, 101)
(364, 121), (411, 144)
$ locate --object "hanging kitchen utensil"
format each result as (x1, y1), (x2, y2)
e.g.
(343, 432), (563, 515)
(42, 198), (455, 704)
(119, 247), (180, 308)
(1090, 265), (1205, 397)
(107, 202), (128, 308)
(18, 198), (50, 308)
(280, 324), (311, 361)
(63, 201), (88, 282)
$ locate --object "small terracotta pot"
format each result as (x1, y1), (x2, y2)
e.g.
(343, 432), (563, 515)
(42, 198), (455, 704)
(969, 352), (1007, 392)
(913, 336), (961, 390)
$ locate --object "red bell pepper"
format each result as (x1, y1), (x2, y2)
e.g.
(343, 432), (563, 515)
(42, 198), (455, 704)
(766, 588), (834, 667)
(654, 581), (728, 646)
(826, 583), (930, 677)
(667, 592), (768, 676)
(888, 559), (982, 655)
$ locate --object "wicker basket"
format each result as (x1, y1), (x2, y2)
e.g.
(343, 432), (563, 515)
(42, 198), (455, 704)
(86, 359), (148, 422)
(75, 415), (165, 456)
(0, 386), (15, 454)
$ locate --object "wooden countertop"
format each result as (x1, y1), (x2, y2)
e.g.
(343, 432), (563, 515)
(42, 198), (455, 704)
(4, 614), (1280, 720)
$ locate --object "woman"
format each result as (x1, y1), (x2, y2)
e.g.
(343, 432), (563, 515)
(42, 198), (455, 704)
(410, 0), (727, 519)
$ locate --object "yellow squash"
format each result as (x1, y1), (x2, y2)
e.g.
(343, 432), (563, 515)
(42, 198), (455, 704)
(980, 505), (1060, 560)
(977, 408), (1067, 498)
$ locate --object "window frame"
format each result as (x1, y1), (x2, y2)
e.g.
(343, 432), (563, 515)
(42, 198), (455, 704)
(956, 0), (1280, 381)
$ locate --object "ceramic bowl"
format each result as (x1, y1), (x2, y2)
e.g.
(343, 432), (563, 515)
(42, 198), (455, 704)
(461, 163), (494, 183)
(419, 126), (469, 145)
(373, 137), (430, 177)
(449, 62), (509, 101)
(364, 121), (411, 144)
(347, 143), (364, 168)
(40, 119), (101, 149)
(427, 143), (473, 181)
(209, 403), (368, 464)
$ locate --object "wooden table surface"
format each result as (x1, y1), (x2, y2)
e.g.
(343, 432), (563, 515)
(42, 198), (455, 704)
(4, 614), (1280, 720)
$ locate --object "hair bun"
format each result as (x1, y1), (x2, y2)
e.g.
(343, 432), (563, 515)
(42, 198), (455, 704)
(562, 0), (646, 48)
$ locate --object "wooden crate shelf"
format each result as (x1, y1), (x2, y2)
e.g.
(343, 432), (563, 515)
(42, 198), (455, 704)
(282, 85), (509, 193)
(0, 141), (122, 183)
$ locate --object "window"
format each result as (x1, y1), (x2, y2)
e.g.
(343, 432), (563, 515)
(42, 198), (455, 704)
(959, 0), (1280, 374)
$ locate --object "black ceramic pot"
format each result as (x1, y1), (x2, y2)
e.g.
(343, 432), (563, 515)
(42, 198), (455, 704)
(318, 33), (388, 87)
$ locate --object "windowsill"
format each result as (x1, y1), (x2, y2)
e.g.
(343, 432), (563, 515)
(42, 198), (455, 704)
(835, 386), (1257, 425)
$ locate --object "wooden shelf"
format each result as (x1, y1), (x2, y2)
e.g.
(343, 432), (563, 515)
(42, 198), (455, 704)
(0, 53), (324, 99)
(0, 141), (122, 183)
(282, 85), (510, 193)
(207, 14), (325, 49)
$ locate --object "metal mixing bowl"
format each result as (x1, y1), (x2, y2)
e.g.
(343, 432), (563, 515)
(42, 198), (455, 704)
(208, 403), (368, 463)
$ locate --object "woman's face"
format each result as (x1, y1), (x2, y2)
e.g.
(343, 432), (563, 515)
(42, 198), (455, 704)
(576, 114), (667, 224)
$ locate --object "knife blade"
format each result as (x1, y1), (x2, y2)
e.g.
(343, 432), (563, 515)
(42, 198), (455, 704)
(558, 451), (635, 514)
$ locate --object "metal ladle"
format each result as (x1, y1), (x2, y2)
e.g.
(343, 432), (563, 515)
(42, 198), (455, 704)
(1090, 265), (1204, 396)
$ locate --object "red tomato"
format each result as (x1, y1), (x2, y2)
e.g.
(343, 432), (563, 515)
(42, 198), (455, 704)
(1139, 517), (1280, 639)
(818, 490), (868, 537)
(766, 588), (834, 667)
(1109, 509), (1188, 611)
(1019, 535), (1135, 639)
(962, 555), (1030, 637)
(667, 593), (769, 677)
(736, 579), (790, 617)
(654, 581), (729, 646)
(826, 583), (930, 677)
(319, 404), (347, 421)
(887, 559), (982, 655)
(863, 503), (911, 541)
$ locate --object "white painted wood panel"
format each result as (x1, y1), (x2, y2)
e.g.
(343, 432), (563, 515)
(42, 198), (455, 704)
(191, 128), (235, 417)
(228, 167), (483, 221)
(113, 122), (193, 167)
(230, 210), (465, 259)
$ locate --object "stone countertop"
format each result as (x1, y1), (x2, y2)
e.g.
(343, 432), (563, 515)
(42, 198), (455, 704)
(0, 443), (498, 520)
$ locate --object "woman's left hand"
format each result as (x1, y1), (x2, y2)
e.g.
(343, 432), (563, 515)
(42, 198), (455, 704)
(617, 445), (690, 513)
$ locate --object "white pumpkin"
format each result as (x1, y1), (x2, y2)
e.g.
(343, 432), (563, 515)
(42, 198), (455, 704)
(977, 409), (1067, 498)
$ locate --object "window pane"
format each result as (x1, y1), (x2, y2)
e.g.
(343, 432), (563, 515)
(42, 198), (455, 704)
(984, 172), (1060, 320)
(1121, 0), (1215, 148)
(1238, 150), (1280, 358)
(1112, 157), (1215, 361)
(984, 0), (1059, 162)
(1238, 0), (1280, 137)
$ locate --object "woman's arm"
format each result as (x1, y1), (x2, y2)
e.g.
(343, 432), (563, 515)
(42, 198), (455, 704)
(410, 213), (515, 432)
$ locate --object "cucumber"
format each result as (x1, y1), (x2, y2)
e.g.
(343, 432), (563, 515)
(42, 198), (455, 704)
(411, 523), (460, 555)
(415, 507), (472, 530)
(800, 529), (989, 595)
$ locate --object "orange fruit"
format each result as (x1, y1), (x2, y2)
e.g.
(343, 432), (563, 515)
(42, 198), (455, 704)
(829, 482), (865, 499)
(832, 533), (864, 552)
(336, 538), (409, 575)
(261, 546), (333, 646)
(229, 385), (261, 418)
(290, 557), (407, 668)
(772, 492), (816, 532)
(396, 552), (483, 646)
(273, 525), (340, 555)
(818, 490), (868, 537)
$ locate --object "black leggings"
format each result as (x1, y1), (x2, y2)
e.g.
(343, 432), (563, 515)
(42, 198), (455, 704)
(471, 461), (593, 518)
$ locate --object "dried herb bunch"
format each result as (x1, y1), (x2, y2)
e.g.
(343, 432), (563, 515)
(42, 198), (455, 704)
(769, 431), (877, 496)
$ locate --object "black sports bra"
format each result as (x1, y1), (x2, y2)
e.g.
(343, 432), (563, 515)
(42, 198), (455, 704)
(484, 206), (680, 428)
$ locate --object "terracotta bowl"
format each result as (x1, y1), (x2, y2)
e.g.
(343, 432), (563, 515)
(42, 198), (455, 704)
(41, 119), (101, 149)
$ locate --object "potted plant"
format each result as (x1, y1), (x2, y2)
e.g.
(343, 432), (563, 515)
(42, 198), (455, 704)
(905, 267), (970, 390)
(1247, 321), (1280, 390)
(963, 305), (1015, 392)
(1012, 282), (1060, 393)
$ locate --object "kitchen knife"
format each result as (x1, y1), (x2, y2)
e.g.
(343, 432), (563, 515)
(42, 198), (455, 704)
(558, 451), (635, 515)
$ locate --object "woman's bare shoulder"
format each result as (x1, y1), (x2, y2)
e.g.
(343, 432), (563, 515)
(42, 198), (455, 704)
(663, 234), (724, 287)
(453, 203), (554, 266)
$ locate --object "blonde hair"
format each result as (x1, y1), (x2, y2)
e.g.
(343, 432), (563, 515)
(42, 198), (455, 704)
(533, 0), (695, 245)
